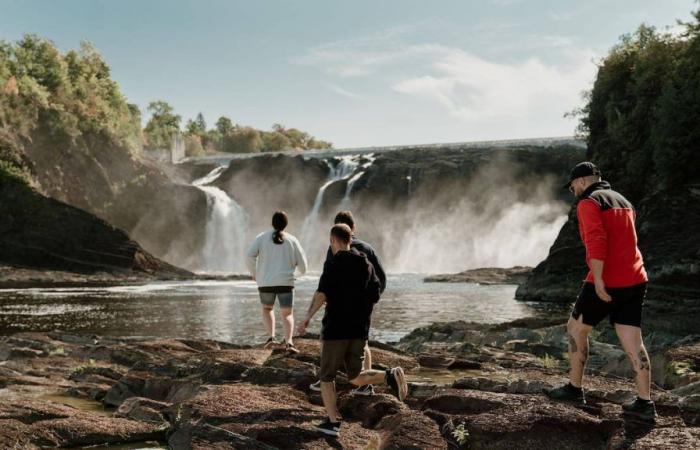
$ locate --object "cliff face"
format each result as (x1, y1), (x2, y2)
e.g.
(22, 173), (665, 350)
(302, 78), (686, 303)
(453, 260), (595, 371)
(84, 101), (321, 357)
(0, 173), (189, 278)
(196, 144), (584, 272)
(518, 17), (700, 305)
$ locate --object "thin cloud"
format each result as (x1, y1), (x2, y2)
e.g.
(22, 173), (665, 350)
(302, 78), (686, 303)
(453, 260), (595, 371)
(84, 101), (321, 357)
(392, 45), (596, 122)
(325, 83), (362, 99)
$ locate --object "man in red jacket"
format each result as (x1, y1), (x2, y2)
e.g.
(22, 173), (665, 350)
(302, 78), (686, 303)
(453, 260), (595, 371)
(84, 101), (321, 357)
(547, 162), (656, 421)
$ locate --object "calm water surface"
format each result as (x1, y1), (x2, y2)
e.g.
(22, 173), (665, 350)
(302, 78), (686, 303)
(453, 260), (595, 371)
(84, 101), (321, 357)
(0, 274), (540, 343)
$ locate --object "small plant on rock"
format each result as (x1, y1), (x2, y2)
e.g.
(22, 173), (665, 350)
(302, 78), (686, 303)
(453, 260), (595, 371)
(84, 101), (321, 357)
(538, 353), (559, 369)
(452, 421), (470, 448)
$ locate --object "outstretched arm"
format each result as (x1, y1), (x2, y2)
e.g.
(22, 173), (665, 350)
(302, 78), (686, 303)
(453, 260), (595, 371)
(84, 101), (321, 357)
(297, 291), (326, 336)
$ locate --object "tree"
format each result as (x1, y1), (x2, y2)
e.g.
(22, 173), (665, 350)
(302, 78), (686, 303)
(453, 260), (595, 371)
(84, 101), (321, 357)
(143, 101), (181, 149)
(261, 131), (291, 152)
(220, 127), (262, 153)
(215, 116), (235, 135)
(184, 134), (205, 156)
(575, 13), (700, 196)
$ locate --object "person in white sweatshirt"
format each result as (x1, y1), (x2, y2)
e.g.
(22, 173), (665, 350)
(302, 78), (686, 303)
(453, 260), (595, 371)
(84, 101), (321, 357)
(246, 211), (308, 353)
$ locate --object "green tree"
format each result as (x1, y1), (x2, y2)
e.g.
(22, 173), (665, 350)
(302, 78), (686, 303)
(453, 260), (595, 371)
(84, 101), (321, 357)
(215, 116), (235, 135)
(261, 131), (291, 152)
(143, 100), (181, 149)
(220, 126), (262, 153)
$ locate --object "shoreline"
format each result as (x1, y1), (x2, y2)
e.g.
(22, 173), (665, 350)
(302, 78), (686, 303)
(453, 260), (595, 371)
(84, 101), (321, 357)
(1, 319), (697, 448)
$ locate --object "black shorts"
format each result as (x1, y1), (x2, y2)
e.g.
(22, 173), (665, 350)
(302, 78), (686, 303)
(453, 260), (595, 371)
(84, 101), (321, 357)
(571, 282), (647, 328)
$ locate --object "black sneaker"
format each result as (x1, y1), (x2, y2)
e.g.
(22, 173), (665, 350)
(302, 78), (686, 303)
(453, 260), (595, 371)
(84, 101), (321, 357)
(309, 380), (321, 392)
(314, 418), (341, 437)
(263, 337), (278, 348)
(385, 367), (408, 401)
(353, 384), (375, 396)
(546, 383), (586, 404)
(622, 398), (657, 422)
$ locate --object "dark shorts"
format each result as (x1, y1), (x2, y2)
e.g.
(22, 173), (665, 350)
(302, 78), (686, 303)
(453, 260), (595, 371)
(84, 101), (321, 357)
(319, 339), (366, 382)
(259, 291), (294, 308)
(571, 282), (647, 328)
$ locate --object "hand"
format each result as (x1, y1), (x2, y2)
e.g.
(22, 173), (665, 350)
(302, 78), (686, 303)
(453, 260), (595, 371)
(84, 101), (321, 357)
(296, 319), (309, 336)
(594, 279), (612, 302)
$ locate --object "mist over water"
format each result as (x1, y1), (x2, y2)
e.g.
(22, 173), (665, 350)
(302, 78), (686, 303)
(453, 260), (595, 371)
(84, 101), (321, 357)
(186, 152), (569, 275)
(385, 196), (567, 273)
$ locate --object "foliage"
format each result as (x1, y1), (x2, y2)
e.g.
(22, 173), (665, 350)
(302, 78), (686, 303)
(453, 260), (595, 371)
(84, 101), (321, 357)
(184, 134), (205, 156)
(0, 35), (143, 187)
(143, 100), (181, 149)
(452, 421), (470, 447)
(574, 9), (700, 200)
(538, 353), (560, 369)
(261, 130), (291, 152)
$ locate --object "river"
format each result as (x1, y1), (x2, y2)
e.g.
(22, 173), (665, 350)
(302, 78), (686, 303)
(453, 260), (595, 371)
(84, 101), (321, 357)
(0, 274), (541, 344)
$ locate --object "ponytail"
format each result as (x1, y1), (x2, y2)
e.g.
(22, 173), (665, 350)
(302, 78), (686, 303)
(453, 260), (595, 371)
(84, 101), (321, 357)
(271, 211), (288, 244)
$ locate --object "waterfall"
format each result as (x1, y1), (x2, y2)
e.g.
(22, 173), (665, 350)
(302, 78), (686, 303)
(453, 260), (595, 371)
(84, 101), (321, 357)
(340, 154), (375, 209)
(300, 156), (360, 255)
(192, 166), (249, 273)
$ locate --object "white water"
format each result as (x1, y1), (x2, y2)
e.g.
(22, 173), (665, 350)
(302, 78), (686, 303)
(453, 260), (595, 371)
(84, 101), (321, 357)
(340, 154), (375, 209)
(193, 167), (249, 273)
(299, 156), (361, 251)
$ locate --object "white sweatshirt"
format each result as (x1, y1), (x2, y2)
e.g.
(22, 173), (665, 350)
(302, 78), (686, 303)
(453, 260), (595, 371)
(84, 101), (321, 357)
(245, 230), (308, 287)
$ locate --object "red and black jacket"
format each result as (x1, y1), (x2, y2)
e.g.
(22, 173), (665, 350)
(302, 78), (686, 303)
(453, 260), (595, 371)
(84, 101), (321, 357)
(576, 181), (648, 288)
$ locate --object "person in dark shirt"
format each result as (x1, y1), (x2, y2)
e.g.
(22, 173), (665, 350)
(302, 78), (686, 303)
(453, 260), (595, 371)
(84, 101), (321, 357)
(308, 211), (386, 396)
(297, 224), (407, 437)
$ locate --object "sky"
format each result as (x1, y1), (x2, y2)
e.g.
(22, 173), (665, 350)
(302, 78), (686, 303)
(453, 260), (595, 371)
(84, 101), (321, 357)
(1, 0), (696, 147)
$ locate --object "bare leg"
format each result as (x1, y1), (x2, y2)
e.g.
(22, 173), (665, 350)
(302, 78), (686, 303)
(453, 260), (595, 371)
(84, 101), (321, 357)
(320, 381), (340, 422)
(349, 370), (385, 387)
(262, 306), (275, 338)
(567, 315), (592, 388)
(363, 343), (372, 371)
(280, 307), (294, 344)
(616, 324), (651, 400)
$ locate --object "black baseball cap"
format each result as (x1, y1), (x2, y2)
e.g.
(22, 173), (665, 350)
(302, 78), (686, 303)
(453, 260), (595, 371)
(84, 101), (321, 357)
(563, 162), (601, 189)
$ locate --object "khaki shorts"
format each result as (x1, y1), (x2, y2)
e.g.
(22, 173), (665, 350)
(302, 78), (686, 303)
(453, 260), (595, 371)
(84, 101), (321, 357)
(319, 339), (366, 382)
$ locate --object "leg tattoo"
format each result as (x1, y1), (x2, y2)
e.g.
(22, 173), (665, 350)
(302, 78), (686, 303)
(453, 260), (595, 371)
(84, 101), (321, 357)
(569, 334), (578, 354)
(580, 342), (589, 366)
(638, 350), (650, 371)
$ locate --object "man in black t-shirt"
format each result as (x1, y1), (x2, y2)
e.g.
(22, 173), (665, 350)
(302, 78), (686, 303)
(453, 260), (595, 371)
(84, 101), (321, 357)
(297, 224), (407, 438)
(308, 211), (386, 396)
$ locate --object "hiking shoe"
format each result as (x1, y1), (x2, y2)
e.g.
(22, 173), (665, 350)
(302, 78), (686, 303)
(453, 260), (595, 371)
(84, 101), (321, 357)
(285, 342), (300, 354)
(385, 367), (408, 401)
(309, 380), (322, 392)
(263, 337), (278, 348)
(314, 418), (341, 437)
(546, 383), (586, 404)
(622, 398), (657, 422)
(353, 384), (375, 396)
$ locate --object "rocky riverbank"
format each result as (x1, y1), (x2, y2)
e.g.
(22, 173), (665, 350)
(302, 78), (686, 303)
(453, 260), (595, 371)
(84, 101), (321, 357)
(1, 319), (698, 449)
(424, 267), (532, 285)
(0, 266), (249, 289)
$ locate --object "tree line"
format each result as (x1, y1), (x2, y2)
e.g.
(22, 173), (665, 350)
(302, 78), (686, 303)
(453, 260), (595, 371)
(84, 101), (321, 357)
(143, 100), (332, 156)
(0, 34), (332, 186)
(574, 8), (700, 201)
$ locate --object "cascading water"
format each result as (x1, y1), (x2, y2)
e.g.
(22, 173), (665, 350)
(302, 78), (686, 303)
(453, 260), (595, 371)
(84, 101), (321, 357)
(340, 154), (375, 209)
(299, 156), (361, 257)
(192, 166), (248, 273)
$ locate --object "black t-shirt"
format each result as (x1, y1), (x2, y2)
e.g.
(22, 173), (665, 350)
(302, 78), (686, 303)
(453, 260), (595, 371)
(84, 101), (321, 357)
(322, 237), (387, 293)
(317, 249), (378, 340)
